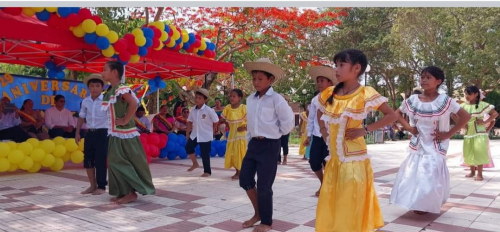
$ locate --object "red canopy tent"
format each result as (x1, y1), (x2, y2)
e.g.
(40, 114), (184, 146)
(0, 11), (234, 79)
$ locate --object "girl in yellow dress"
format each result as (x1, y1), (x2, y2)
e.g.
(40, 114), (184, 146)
(221, 89), (247, 180)
(316, 49), (398, 232)
(298, 107), (309, 158)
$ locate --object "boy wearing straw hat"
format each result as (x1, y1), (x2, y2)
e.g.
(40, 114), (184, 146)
(76, 74), (109, 195)
(304, 66), (338, 197)
(240, 58), (295, 232)
(186, 88), (219, 177)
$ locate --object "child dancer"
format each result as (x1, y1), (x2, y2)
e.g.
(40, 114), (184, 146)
(304, 66), (336, 197)
(185, 88), (219, 177)
(240, 58), (295, 232)
(460, 86), (498, 181)
(76, 74), (109, 195)
(390, 66), (470, 214)
(220, 89), (247, 180)
(315, 49), (398, 231)
(101, 61), (155, 204)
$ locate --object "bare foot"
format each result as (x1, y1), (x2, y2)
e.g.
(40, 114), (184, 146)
(475, 176), (483, 181)
(231, 174), (239, 180)
(253, 224), (272, 232)
(81, 186), (96, 194)
(242, 215), (261, 228)
(315, 189), (320, 197)
(110, 196), (121, 202)
(187, 163), (200, 172)
(302, 157), (308, 160)
(201, 173), (211, 177)
(413, 210), (428, 215)
(117, 192), (138, 204)
(92, 188), (106, 195)
(465, 173), (475, 178)
(282, 159), (287, 165)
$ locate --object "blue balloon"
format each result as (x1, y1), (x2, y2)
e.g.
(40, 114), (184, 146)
(56, 71), (65, 79)
(168, 133), (178, 144)
(164, 26), (170, 33)
(179, 150), (188, 159)
(138, 46), (148, 56)
(148, 79), (157, 88)
(182, 42), (191, 50)
(154, 76), (162, 83)
(197, 50), (205, 56)
(45, 61), (55, 70)
(36, 10), (51, 22)
(57, 8), (72, 18)
(158, 81), (167, 89)
(208, 43), (215, 50)
(175, 37), (183, 45)
(96, 37), (110, 50)
(149, 86), (158, 92)
(48, 70), (57, 78)
(71, 7), (81, 14)
(58, 65), (66, 70)
(166, 142), (176, 152)
(84, 33), (98, 44)
(210, 148), (217, 157)
(145, 38), (153, 48)
(112, 54), (119, 59)
(188, 33), (196, 44)
(119, 60), (128, 66)
(167, 152), (177, 160)
(159, 150), (168, 159)
(142, 27), (154, 38)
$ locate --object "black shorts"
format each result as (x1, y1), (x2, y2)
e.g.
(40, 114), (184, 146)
(185, 137), (211, 155)
(309, 135), (329, 172)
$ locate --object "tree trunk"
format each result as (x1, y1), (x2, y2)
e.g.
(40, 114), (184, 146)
(154, 7), (164, 22)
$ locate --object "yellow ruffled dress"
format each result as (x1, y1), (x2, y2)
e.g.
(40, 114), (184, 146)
(299, 111), (308, 156)
(315, 86), (386, 232)
(221, 104), (247, 170)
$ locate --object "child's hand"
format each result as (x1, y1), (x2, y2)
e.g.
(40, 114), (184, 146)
(407, 127), (418, 136)
(345, 128), (367, 141)
(303, 137), (311, 146)
(237, 125), (247, 132)
(115, 118), (128, 126)
(432, 129), (451, 143)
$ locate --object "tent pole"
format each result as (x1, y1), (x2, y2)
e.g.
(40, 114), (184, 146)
(230, 73), (234, 89)
(156, 88), (159, 114)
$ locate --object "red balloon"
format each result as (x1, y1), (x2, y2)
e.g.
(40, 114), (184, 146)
(3, 7), (22, 16)
(153, 28), (162, 39)
(119, 51), (131, 62)
(124, 33), (135, 44)
(173, 44), (181, 51)
(46, 15), (59, 27)
(186, 46), (194, 53)
(193, 40), (201, 48)
(140, 136), (148, 145)
(128, 45), (139, 55)
(152, 39), (160, 49)
(67, 13), (81, 27)
(159, 133), (168, 142)
(149, 133), (160, 146)
(146, 154), (152, 163)
(195, 34), (202, 40)
(91, 15), (102, 25)
(158, 139), (167, 149)
(140, 133), (149, 140)
(78, 8), (92, 21)
(114, 39), (128, 53)
(168, 29), (173, 37)
(151, 146), (160, 158)
(143, 144), (151, 156)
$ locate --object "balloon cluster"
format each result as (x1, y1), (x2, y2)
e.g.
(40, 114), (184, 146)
(0, 137), (84, 173)
(147, 76), (167, 92)
(139, 132), (168, 163)
(194, 140), (227, 158)
(44, 60), (66, 79)
(160, 133), (188, 160)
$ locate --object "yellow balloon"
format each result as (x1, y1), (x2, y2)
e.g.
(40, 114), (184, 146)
(7, 141), (17, 150)
(78, 139), (85, 151)
(182, 33), (189, 43)
(193, 48), (199, 54)
(46, 7), (57, 13)
(154, 42), (164, 51)
(106, 31), (119, 44)
(8, 164), (18, 172)
(135, 36), (146, 47)
(31, 7), (45, 13)
(82, 19), (97, 33)
(65, 139), (78, 153)
(53, 145), (66, 158)
(154, 21), (165, 31)
(181, 29), (188, 34)
(73, 25), (85, 38)
(102, 46), (115, 58)
(53, 136), (65, 145)
(0, 158), (10, 172)
(62, 153), (71, 162)
(130, 55), (141, 63)
(71, 151), (84, 164)
(28, 162), (41, 173)
(27, 138), (40, 148)
(172, 29), (180, 40)
(95, 24), (110, 37)
(40, 140), (55, 154)
(166, 38), (176, 48)
(41, 154), (55, 168)
(8, 150), (25, 165)
(30, 148), (46, 162)
(200, 40), (207, 50)
(132, 28), (144, 37)
(19, 156), (34, 171)
(160, 31), (168, 42)
(22, 8), (36, 17)
(0, 143), (11, 158)
(18, 142), (33, 156)
(50, 158), (64, 172)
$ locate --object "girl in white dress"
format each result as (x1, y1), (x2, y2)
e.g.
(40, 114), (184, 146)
(390, 66), (470, 214)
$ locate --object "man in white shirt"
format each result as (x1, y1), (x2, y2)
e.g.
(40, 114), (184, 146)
(45, 95), (76, 138)
(185, 88), (219, 177)
(304, 66), (337, 197)
(239, 58), (295, 232)
(0, 97), (30, 142)
(76, 74), (109, 195)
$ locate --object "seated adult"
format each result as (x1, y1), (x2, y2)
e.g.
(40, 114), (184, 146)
(174, 107), (189, 136)
(45, 95), (76, 138)
(152, 105), (175, 134)
(0, 97), (30, 142)
(19, 99), (50, 140)
(135, 106), (151, 133)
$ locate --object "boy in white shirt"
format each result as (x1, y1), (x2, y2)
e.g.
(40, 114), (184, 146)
(185, 88), (219, 177)
(240, 58), (295, 232)
(76, 74), (109, 195)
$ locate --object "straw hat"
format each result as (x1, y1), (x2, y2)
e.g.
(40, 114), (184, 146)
(83, 74), (104, 86)
(308, 66), (338, 85)
(195, 88), (210, 99)
(244, 58), (285, 82)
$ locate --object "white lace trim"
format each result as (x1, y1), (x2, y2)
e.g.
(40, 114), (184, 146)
(471, 105), (495, 117)
(402, 95), (458, 122)
(101, 86), (139, 111)
(108, 131), (140, 139)
(464, 133), (489, 139)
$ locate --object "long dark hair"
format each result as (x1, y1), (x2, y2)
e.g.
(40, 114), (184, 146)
(465, 85), (481, 109)
(421, 66), (445, 89)
(173, 101), (185, 117)
(327, 49), (368, 104)
(20, 99), (33, 111)
(104, 61), (124, 92)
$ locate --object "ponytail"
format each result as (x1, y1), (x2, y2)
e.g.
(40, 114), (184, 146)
(327, 82), (344, 105)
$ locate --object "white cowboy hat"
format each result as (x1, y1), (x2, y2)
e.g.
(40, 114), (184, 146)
(244, 58), (285, 82)
(195, 88), (210, 99)
(83, 74), (105, 86)
(308, 66), (338, 85)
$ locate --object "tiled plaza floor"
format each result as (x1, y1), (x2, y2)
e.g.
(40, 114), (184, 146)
(0, 140), (499, 232)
